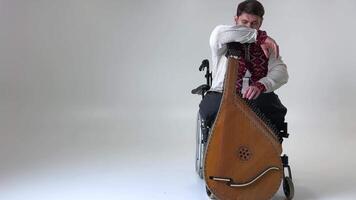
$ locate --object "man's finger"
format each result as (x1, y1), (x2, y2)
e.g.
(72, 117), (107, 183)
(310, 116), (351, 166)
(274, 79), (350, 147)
(248, 89), (257, 100)
(245, 87), (253, 99)
(273, 44), (279, 59)
(276, 45), (279, 58)
(245, 88), (251, 99)
(261, 45), (269, 58)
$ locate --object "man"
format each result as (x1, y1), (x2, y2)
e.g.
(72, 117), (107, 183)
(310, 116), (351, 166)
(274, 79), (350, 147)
(199, 0), (288, 141)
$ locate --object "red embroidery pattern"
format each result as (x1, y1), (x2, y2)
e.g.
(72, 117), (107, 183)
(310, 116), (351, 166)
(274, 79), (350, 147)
(235, 42), (268, 94)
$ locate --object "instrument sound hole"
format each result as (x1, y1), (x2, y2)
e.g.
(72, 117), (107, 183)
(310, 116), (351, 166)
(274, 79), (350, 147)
(238, 146), (252, 161)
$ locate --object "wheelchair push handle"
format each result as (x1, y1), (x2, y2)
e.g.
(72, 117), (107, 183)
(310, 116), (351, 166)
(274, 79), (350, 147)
(198, 59), (212, 87)
(191, 59), (212, 98)
(199, 59), (209, 71)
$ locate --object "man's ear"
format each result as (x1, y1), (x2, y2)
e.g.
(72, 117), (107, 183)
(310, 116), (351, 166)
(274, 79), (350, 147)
(258, 18), (263, 29)
(234, 15), (239, 24)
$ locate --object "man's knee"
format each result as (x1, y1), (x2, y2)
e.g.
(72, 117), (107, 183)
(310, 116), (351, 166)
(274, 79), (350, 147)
(199, 92), (222, 126)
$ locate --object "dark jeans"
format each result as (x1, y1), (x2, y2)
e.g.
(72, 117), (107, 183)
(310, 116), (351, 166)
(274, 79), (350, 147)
(199, 91), (287, 131)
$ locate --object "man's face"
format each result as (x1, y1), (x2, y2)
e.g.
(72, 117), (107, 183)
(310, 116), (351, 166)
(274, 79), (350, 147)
(234, 12), (262, 30)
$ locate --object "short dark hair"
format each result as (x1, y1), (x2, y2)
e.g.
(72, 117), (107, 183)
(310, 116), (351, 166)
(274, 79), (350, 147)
(236, 0), (265, 18)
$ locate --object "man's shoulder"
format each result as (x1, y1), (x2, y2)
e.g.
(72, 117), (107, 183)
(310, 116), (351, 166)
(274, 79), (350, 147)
(211, 24), (256, 36)
(210, 25), (237, 40)
(212, 24), (236, 32)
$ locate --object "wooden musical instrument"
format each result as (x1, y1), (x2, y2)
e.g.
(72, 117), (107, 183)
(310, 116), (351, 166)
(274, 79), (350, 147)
(204, 56), (283, 200)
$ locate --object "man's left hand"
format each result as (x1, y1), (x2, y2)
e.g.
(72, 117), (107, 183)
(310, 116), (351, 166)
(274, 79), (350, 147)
(260, 36), (279, 59)
(242, 86), (262, 100)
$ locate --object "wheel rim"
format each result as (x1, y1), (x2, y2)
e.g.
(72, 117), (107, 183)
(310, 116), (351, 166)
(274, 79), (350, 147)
(283, 177), (294, 199)
(195, 112), (203, 176)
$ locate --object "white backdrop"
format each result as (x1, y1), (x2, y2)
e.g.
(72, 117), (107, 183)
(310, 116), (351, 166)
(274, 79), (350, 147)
(0, 0), (356, 199)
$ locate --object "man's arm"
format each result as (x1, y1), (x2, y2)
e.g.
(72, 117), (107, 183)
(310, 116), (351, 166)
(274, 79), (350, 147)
(209, 25), (278, 68)
(243, 55), (288, 99)
(209, 25), (261, 73)
(209, 25), (257, 62)
(257, 53), (289, 93)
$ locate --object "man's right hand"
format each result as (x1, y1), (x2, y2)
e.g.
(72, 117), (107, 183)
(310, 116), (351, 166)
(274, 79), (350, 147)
(260, 36), (279, 59)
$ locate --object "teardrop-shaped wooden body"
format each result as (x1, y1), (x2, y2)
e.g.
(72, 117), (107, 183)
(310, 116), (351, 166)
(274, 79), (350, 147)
(204, 57), (283, 200)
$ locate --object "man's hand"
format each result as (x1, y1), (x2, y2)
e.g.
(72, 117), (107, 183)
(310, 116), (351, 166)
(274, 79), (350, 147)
(260, 36), (279, 59)
(242, 86), (262, 100)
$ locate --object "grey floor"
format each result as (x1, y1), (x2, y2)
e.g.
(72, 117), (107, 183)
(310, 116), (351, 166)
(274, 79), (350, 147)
(0, 107), (355, 200)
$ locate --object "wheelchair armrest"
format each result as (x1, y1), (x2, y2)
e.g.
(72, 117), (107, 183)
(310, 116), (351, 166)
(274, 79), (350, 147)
(191, 84), (210, 95)
(279, 122), (289, 138)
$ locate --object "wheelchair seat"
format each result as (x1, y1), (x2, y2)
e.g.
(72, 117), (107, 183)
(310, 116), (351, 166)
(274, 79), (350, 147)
(191, 84), (210, 95)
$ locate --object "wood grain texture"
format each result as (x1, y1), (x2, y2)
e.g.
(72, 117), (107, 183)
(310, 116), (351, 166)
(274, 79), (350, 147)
(204, 57), (282, 200)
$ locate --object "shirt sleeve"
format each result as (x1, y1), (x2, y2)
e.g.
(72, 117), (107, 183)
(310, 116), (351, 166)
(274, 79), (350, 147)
(257, 52), (289, 93)
(209, 25), (258, 69)
(210, 25), (257, 57)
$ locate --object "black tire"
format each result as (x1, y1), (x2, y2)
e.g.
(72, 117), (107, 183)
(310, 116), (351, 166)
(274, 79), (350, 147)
(283, 177), (295, 200)
(206, 186), (216, 199)
(195, 112), (204, 179)
(206, 186), (211, 196)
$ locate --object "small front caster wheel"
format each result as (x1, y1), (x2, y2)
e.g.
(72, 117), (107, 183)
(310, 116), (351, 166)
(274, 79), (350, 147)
(283, 176), (294, 200)
(206, 186), (216, 199)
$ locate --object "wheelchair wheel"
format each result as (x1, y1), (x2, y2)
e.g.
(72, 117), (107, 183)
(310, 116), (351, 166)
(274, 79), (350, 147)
(206, 186), (216, 199)
(195, 112), (204, 179)
(283, 176), (294, 200)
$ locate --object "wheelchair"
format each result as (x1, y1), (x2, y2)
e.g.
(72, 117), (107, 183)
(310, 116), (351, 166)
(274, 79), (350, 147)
(191, 59), (295, 200)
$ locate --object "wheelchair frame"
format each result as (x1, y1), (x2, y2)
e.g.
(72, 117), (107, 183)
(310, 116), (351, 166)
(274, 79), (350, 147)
(191, 59), (295, 200)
